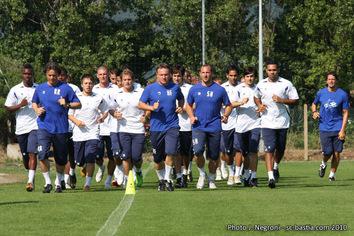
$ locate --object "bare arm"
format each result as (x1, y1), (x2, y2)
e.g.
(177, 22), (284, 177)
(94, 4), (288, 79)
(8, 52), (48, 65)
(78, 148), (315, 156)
(5, 99), (28, 112)
(221, 104), (232, 123)
(311, 103), (320, 119)
(32, 103), (46, 116)
(68, 114), (85, 127)
(254, 97), (267, 113)
(138, 101), (159, 112)
(338, 109), (349, 140)
(185, 103), (197, 124)
(272, 95), (298, 105)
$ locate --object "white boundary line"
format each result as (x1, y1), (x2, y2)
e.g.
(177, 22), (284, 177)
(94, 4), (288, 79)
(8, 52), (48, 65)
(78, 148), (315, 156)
(96, 163), (154, 236)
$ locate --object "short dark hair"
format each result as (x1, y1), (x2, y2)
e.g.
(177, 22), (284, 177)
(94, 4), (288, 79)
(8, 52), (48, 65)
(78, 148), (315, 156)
(226, 64), (238, 74)
(109, 68), (122, 76)
(172, 64), (185, 76)
(326, 71), (337, 80)
(80, 74), (94, 84)
(200, 64), (213, 72)
(266, 59), (278, 67)
(44, 62), (60, 74)
(156, 63), (170, 73)
(22, 63), (34, 72)
(59, 67), (68, 76)
(244, 67), (256, 76)
(121, 68), (135, 80)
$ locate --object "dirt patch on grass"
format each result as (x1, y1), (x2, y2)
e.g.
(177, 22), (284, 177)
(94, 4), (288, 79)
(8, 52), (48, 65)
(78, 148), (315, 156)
(0, 172), (22, 184)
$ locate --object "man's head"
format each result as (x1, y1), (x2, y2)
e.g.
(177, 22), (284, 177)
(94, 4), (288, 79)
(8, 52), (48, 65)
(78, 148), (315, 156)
(172, 65), (185, 85)
(109, 68), (122, 87)
(81, 74), (94, 94)
(199, 64), (213, 84)
(121, 68), (134, 91)
(97, 66), (109, 85)
(266, 60), (279, 81)
(155, 63), (171, 86)
(44, 62), (60, 86)
(58, 67), (69, 83)
(226, 64), (238, 86)
(22, 63), (34, 85)
(243, 67), (256, 86)
(326, 72), (337, 89)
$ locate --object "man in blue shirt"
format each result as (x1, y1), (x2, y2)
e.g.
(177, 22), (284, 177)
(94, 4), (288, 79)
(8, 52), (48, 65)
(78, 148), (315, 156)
(312, 72), (349, 181)
(139, 63), (184, 191)
(32, 62), (81, 193)
(185, 64), (232, 189)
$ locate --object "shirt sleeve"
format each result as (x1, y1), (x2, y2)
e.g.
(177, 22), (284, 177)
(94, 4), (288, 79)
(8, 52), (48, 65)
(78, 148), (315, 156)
(313, 90), (321, 105)
(176, 86), (184, 101)
(222, 88), (231, 106)
(187, 87), (195, 105)
(139, 86), (150, 103)
(98, 97), (109, 113)
(66, 86), (80, 103)
(32, 88), (40, 104)
(287, 82), (299, 100)
(254, 84), (262, 99)
(4, 88), (17, 106)
(342, 91), (350, 110)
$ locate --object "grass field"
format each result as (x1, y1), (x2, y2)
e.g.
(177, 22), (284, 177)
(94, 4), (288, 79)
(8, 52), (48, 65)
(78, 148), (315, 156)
(1, 160), (354, 236)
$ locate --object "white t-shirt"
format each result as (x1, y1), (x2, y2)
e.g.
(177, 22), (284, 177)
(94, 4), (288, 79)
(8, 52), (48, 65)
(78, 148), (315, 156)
(68, 83), (81, 132)
(93, 83), (119, 135)
(254, 77), (299, 129)
(234, 83), (261, 133)
(221, 81), (238, 131)
(5, 82), (38, 135)
(178, 83), (192, 132)
(110, 87), (145, 134)
(69, 92), (108, 142)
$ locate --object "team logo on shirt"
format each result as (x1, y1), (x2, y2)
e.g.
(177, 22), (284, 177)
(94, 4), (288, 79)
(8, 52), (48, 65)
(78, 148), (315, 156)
(324, 99), (337, 109)
(42, 91), (45, 94)
(157, 91), (161, 96)
(167, 90), (172, 96)
(197, 92), (201, 96)
(206, 91), (214, 97)
(54, 89), (61, 95)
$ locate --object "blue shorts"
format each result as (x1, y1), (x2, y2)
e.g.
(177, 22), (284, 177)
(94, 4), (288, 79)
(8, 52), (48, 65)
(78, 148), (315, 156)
(320, 131), (344, 156)
(110, 132), (121, 158)
(178, 131), (193, 157)
(37, 129), (68, 166)
(262, 128), (288, 153)
(98, 135), (113, 160)
(221, 129), (235, 155)
(234, 128), (261, 155)
(17, 130), (38, 156)
(150, 128), (179, 163)
(74, 140), (99, 166)
(192, 130), (221, 161)
(119, 132), (145, 163)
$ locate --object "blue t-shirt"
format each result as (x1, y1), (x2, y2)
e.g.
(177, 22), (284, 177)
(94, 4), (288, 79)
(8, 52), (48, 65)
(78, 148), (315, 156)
(313, 87), (349, 132)
(187, 82), (231, 132)
(140, 81), (183, 131)
(32, 81), (80, 134)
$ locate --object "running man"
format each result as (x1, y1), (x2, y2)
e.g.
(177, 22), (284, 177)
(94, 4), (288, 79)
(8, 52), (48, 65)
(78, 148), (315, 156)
(254, 60), (299, 188)
(139, 63), (184, 192)
(186, 64), (232, 189)
(32, 62), (81, 193)
(5, 63), (38, 191)
(312, 72), (349, 181)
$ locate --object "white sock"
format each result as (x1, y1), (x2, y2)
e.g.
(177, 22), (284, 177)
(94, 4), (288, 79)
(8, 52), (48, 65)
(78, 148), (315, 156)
(57, 172), (64, 186)
(28, 170), (35, 183)
(329, 171), (335, 178)
(176, 172), (182, 179)
(188, 162), (192, 173)
(321, 160), (327, 167)
(273, 162), (279, 170)
(243, 169), (250, 179)
(114, 165), (123, 180)
(228, 165), (235, 176)
(99, 164), (105, 171)
(221, 160), (226, 169)
(156, 169), (165, 180)
(85, 176), (92, 186)
(251, 171), (257, 179)
(124, 175), (128, 184)
(267, 171), (274, 180)
(164, 165), (172, 181)
(197, 167), (206, 177)
(235, 166), (241, 176)
(105, 175), (112, 185)
(182, 166), (188, 175)
(64, 174), (70, 184)
(69, 168), (75, 176)
(209, 173), (216, 182)
(42, 172), (51, 185)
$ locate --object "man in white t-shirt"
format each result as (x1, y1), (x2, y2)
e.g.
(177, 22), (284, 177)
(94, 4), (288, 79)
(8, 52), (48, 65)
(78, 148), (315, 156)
(69, 74), (108, 191)
(110, 69), (146, 188)
(234, 67), (261, 187)
(172, 65), (192, 188)
(220, 65), (239, 185)
(58, 67), (81, 189)
(92, 66), (119, 189)
(5, 64), (38, 192)
(254, 60), (299, 188)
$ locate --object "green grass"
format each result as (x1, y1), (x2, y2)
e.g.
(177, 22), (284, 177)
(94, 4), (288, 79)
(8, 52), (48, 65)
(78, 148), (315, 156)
(1, 160), (354, 236)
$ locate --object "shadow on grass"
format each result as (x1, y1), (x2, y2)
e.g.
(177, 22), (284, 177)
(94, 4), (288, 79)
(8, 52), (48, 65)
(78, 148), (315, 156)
(0, 200), (39, 206)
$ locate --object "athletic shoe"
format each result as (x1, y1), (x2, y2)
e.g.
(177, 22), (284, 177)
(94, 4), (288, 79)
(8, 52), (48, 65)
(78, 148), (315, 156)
(196, 175), (206, 189)
(95, 165), (105, 183)
(249, 178), (258, 187)
(136, 171), (143, 188)
(243, 176), (251, 187)
(69, 174), (76, 189)
(273, 169), (280, 182)
(221, 166), (228, 180)
(80, 167), (86, 177)
(187, 171), (193, 182)
(268, 179), (276, 189)
(157, 180), (166, 191)
(216, 167), (222, 181)
(329, 176), (335, 182)
(60, 180), (66, 190)
(83, 185), (90, 192)
(104, 182), (111, 190)
(26, 183), (34, 192)
(182, 174), (188, 188)
(318, 164), (326, 178)
(175, 178), (183, 188)
(209, 180), (217, 189)
(42, 184), (53, 193)
(165, 180), (174, 192)
(172, 168), (177, 180)
(234, 175), (242, 185)
(55, 185), (63, 193)
(65, 183), (71, 189)
(112, 180), (119, 187)
(227, 176), (234, 186)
